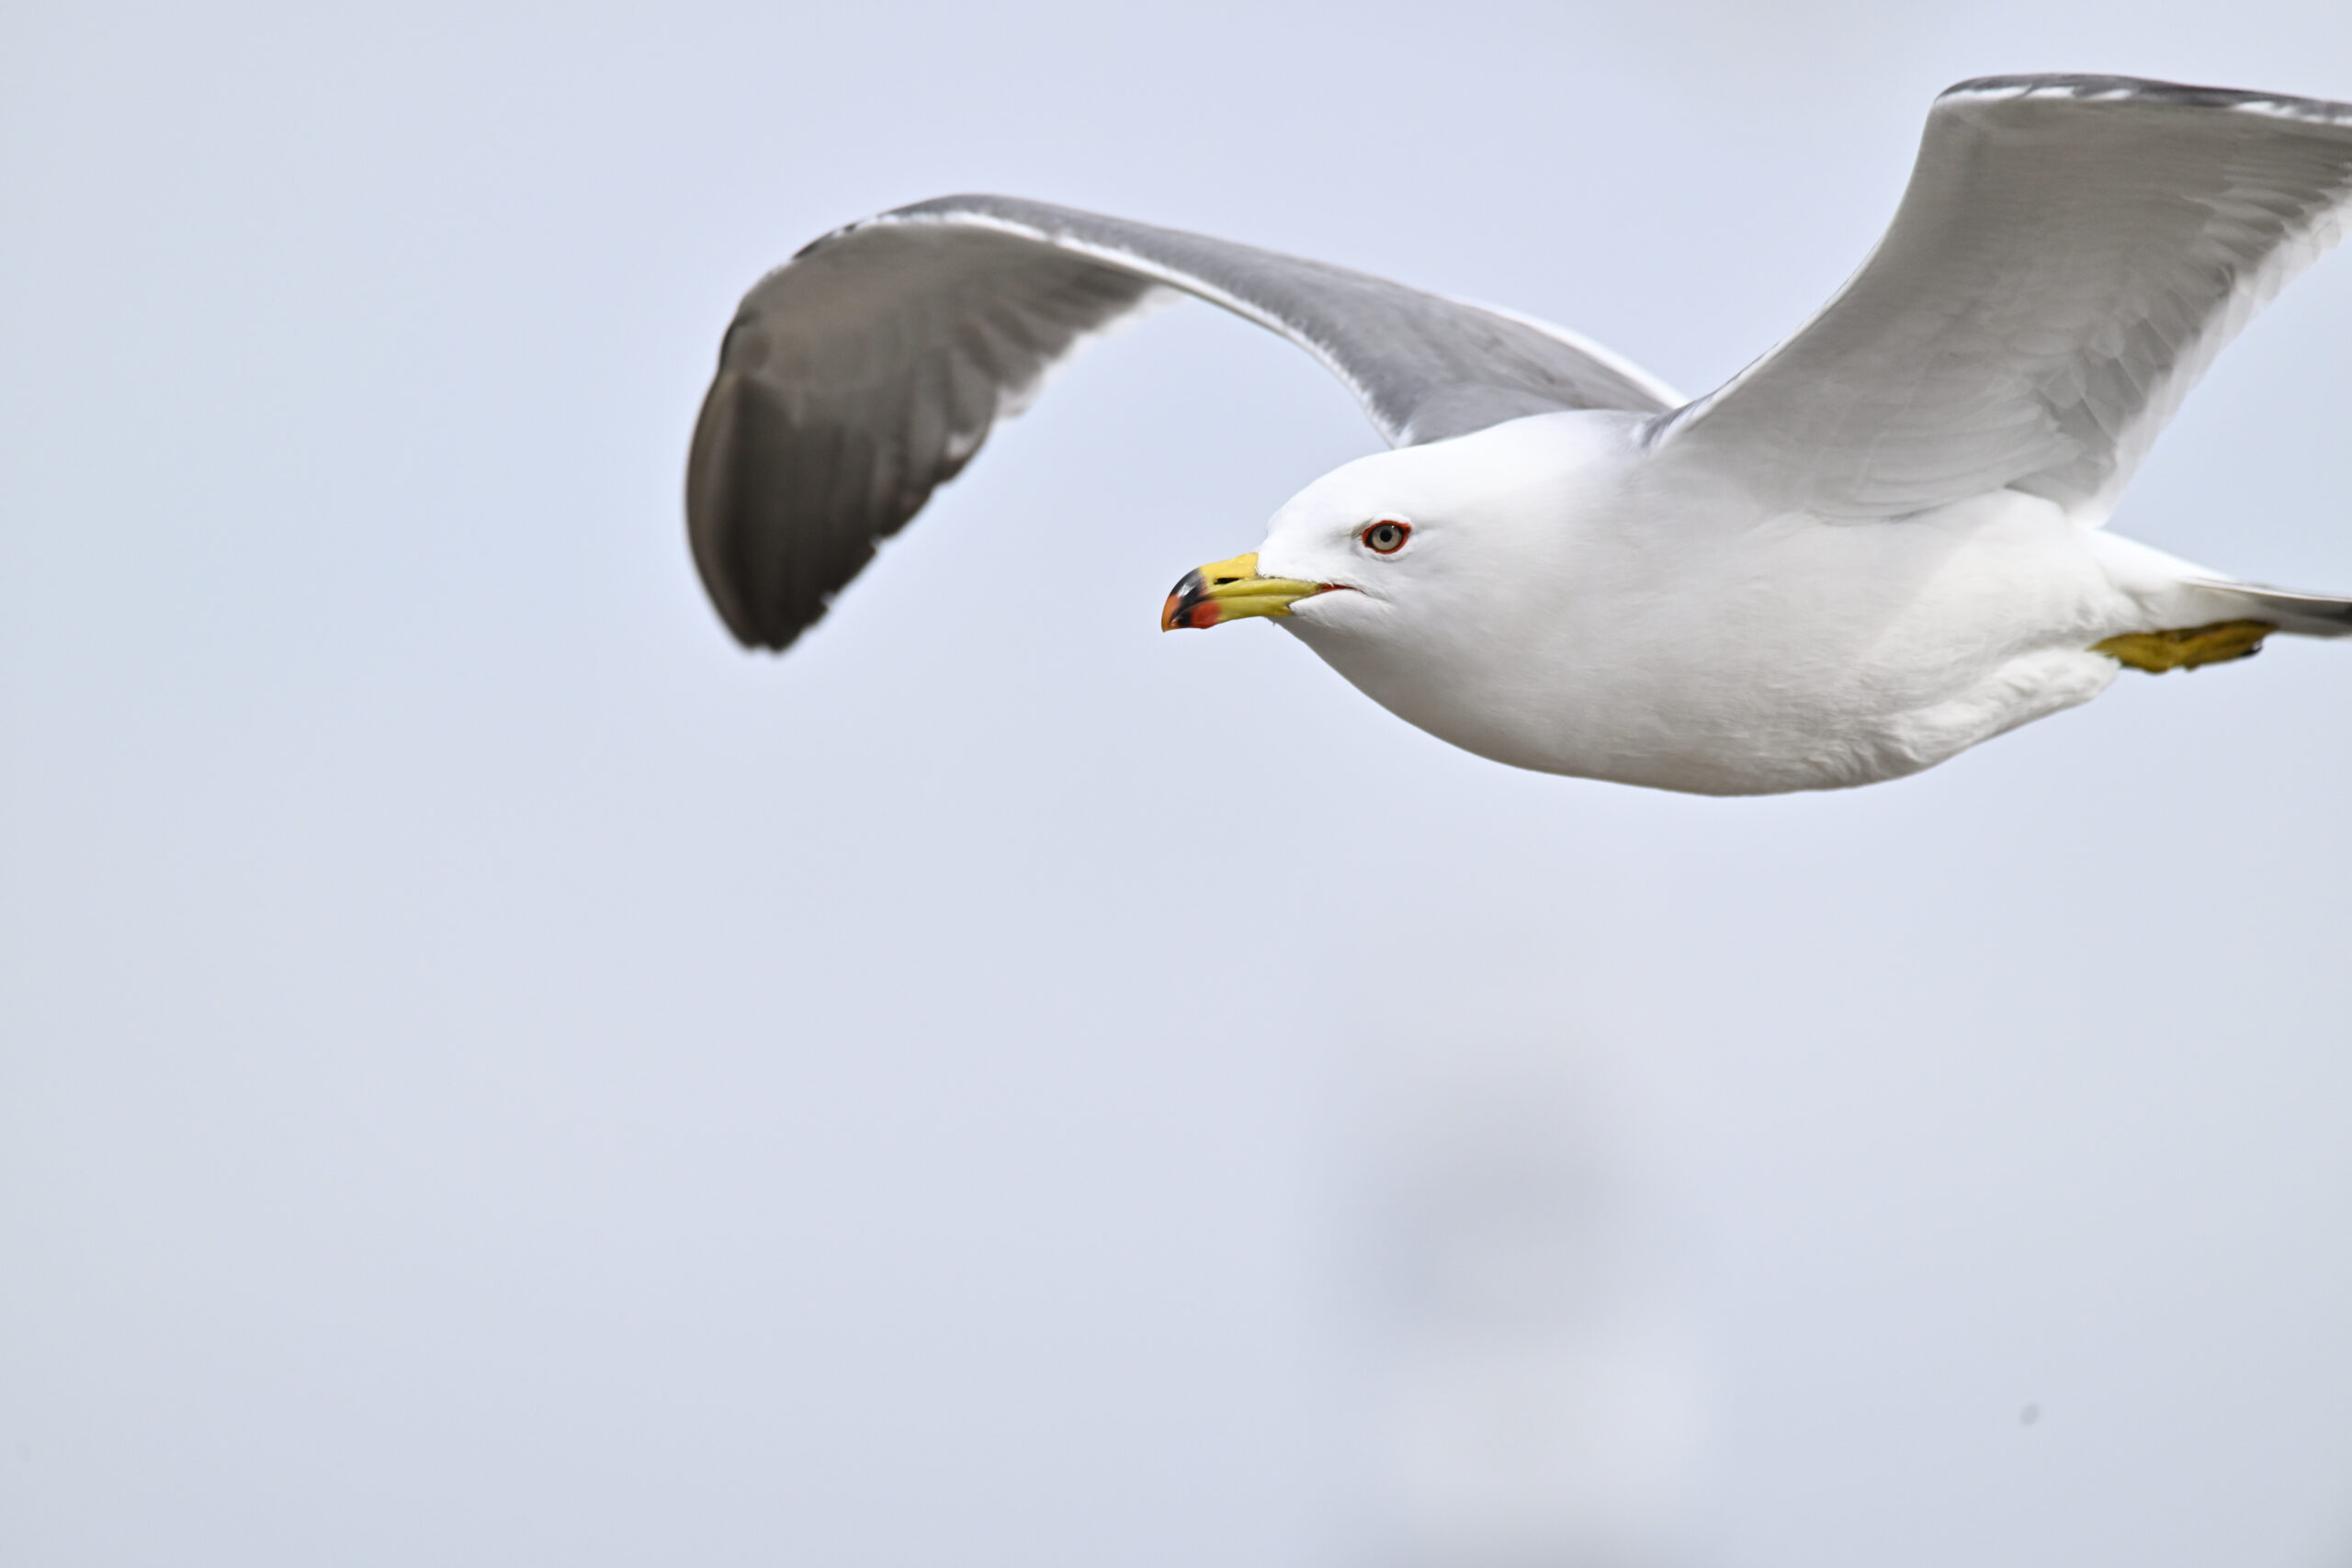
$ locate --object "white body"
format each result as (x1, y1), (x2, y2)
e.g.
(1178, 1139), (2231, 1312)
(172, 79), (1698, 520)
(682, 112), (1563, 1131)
(1266, 412), (2233, 795)
(701, 79), (2352, 790)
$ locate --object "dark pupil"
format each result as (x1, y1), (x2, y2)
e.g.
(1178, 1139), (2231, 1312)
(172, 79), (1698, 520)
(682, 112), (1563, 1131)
(1372, 525), (1401, 548)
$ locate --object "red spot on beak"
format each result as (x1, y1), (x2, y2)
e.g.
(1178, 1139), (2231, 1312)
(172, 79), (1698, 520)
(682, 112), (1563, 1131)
(1161, 583), (1225, 631)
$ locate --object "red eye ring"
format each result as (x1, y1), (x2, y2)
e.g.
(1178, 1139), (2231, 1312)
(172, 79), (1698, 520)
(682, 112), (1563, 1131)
(1363, 520), (1411, 555)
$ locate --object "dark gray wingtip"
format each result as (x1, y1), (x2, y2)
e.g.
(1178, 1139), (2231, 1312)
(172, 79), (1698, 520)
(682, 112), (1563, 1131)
(685, 364), (889, 654)
(686, 367), (794, 649)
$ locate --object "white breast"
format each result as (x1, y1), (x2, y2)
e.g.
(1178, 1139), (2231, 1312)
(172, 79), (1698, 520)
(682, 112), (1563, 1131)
(1284, 422), (2137, 795)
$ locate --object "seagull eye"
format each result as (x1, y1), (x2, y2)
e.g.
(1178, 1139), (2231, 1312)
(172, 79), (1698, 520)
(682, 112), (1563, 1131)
(1363, 521), (1410, 555)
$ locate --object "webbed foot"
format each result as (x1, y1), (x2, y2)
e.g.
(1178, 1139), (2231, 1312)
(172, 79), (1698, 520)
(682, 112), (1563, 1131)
(2092, 620), (2276, 673)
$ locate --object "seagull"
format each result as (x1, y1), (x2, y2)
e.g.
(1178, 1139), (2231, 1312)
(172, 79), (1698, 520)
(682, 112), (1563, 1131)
(687, 73), (2352, 795)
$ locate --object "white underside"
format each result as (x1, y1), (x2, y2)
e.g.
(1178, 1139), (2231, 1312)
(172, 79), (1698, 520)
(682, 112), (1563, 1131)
(1264, 412), (2256, 796)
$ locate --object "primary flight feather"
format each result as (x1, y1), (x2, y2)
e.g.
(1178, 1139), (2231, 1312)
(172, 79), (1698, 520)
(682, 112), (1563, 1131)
(687, 73), (2352, 795)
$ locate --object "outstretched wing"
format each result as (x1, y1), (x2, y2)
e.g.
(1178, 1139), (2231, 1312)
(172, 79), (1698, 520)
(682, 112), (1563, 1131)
(686, 194), (1676, 649)
(1652, 75), (2352, 523)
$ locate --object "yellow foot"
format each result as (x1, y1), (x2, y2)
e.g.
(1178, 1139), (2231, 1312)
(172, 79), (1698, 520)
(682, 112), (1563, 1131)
(2092, 619), (2277, 673)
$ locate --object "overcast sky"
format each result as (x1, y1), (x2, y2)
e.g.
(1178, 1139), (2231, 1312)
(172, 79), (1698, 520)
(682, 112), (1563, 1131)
(5, 3), (2351, 1566)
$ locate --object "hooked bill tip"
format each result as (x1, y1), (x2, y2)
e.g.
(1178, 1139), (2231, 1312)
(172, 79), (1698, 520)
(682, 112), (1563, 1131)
(1159, 568), (1215, 632)
(1160, 592), (1221, 631)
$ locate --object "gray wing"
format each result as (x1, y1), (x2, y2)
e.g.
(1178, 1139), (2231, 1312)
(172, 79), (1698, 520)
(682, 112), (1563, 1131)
(686, 194), (1676, 649)
(1651, 75), (2352, 523)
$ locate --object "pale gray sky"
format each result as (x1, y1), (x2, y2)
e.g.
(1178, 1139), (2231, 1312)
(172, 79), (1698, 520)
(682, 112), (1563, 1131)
(4, 3), (2350, 1566)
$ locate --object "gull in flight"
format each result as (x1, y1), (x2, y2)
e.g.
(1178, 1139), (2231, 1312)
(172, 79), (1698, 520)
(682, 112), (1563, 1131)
(687, 73), (2352, 795)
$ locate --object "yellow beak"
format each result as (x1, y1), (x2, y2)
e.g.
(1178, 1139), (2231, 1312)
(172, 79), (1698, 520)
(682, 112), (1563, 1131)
(1159, 552), (1332, 631)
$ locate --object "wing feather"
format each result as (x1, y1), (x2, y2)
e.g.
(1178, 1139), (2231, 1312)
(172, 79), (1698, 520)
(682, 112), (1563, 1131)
(1653, 75), (2352, 523)
(685, 195), (1670, 649)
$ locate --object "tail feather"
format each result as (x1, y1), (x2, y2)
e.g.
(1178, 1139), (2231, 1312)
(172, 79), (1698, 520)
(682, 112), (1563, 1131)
(2189, 578), (2352, 637)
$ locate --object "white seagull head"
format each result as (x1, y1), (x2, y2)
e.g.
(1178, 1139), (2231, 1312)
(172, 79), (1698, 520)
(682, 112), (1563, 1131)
(1161, 412), (1650, 769)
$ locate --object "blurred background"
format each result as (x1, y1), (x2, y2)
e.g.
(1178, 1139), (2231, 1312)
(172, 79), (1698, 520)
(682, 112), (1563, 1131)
(5, 2), (2350, 1564)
